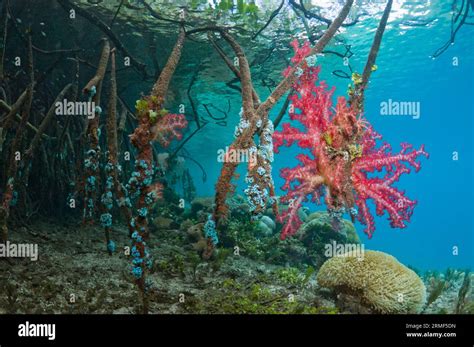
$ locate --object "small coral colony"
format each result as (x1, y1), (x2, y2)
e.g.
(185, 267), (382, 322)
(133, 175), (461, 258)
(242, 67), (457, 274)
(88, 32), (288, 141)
(0, 0), (435, 314)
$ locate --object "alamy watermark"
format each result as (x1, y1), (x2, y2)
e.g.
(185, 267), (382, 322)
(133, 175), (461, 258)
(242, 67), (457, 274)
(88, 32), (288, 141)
(217, 146), (257, 164)
(380, 99), (421, 119)
(18, 321), (55, 341)
(324, 241), (365, 260)
(55, 98), (96, 119)
(0, 241), (38, 261)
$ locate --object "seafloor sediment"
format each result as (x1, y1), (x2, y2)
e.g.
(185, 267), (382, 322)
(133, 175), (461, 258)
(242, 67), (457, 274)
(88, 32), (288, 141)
(0, 210), (471, 315)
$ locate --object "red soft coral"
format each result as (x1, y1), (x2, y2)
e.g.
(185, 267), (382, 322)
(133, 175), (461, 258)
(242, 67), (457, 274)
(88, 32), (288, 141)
(274, 41), (428, 239)
(153, 113), (188, 148)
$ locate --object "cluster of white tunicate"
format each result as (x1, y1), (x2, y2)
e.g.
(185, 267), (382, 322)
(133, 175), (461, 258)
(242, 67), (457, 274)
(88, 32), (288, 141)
(117, 196), (132, 208)
(328, 207), (345, 221)
(268, 195), (276, 205)
(101, 190), (113, 210)
(234, 108), (251, 138)
(258, 120), (274, 163)
(328, 206), (359, 220)
(258, 143), (273, 163)
(84, 158), (98, 171)
(244, 174), (254, 184)
(234, 118), (250, 138)
(305, 54), (317, 67)
(244, 183), (269, 212)
(262, 120), (274, 142)
(248, 145), (257, 156)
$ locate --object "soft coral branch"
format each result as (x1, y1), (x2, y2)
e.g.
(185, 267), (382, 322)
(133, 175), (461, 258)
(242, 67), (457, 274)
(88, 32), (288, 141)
(352, 131), (429, 237)
(278, 196), (304, 240)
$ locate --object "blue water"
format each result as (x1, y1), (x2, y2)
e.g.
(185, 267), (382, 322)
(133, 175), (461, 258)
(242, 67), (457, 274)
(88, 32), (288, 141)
(360, 24), (474, 272)
(184, 0), (473, 271)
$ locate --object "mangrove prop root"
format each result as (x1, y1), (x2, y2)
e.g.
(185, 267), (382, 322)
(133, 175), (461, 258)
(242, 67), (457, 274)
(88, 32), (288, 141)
(210, 0), (354, 225)
(209, 28), (272, 256)
(25, 83), (75, 160)
(102, 49), (133, 255)
(350, 0), (393, 111)
(83, 38), (111, 94)
(289, 0), (361, 28)
(19, 83), (76, 207)
(100, 47), (117, 255)
(0, 0), (8, 80)
(128, 28), (186, 314)
(151, 29), (186, 103)
(0, 89), (28, 147)
(207, 32), (260, 106)
(252, 0), (285, 40)
(82, 39), (110, 224)
(0, 96), (52, 149)
(0, 33), (34, 242)
(257, 0), (355, 118)
(57, 0), (147, 77)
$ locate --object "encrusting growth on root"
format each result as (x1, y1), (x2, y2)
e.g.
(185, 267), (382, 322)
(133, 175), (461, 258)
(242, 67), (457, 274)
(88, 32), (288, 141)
(82, 38), (110, 224)
(127, 28), (187, 313)
(99, 48), (129, 255)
